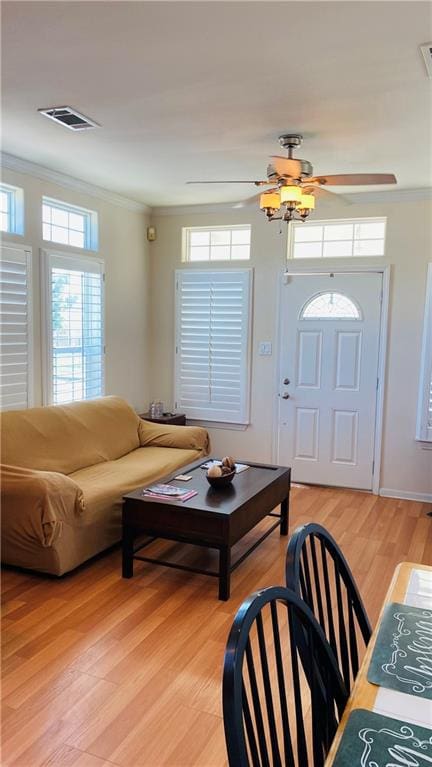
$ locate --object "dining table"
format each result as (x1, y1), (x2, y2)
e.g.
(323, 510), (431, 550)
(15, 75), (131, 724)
(325, 560), (432, 765)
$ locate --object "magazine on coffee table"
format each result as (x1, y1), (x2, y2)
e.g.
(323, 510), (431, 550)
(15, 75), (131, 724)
(144, 484), (191, 496)
(142, 484), (198, 502)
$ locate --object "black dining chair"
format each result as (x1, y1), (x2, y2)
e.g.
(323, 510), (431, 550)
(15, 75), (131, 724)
(222, 585), (348, 767)
(286, 523), (372, 693)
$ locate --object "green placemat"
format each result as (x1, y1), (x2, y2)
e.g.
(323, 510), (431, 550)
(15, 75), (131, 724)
(332, 709), (432, 766)
(367, 601), (432, 699)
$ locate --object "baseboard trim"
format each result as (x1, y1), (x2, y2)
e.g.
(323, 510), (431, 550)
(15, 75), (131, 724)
(379, 488), (432, 503)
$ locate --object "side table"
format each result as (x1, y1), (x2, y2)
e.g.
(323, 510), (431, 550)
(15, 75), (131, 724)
(139, 412), (186, 426)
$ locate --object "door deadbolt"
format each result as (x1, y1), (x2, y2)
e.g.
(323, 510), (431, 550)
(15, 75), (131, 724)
(282, 392), (290, 399)
(283, 378), (290, 385)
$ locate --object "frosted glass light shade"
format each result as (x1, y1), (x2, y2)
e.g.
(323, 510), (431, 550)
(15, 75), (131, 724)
(260, 192), (280, 210)
(297, 193), (315, 210)
(280, 186), (302, 205)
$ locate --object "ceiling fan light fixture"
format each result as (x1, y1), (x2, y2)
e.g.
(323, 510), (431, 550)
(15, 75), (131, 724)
(297, 193), (315, 212)
(260, 192), (281, 211)
(280, 185), (302, 206)
(186, 134), (396, 228)
(296, 192), (316, 221)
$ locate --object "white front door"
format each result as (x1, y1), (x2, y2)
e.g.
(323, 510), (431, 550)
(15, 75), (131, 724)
(277, 272), (383, 490)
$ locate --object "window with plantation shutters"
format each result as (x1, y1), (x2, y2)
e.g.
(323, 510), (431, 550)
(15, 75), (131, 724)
(416, 263), (432, 441)
(175, 269), (252, 424)
(0, 245), (33, 410)
(43, 251), (104, 405)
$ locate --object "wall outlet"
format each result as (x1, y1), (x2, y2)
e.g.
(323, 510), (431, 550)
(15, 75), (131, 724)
(259, 341), (272, 356)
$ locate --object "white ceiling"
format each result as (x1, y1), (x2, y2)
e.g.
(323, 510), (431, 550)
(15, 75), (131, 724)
(2, 1), (431, 206)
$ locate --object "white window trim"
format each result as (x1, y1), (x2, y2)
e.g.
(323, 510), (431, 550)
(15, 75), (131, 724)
(182, 224), (251, 263)
(42, 196), (99, 251)
(287, 216), (387, 260)
(0, 243), (33, 410)
(0, 183), (25, 236)
(416, 263), (432, 442)
(174, 268), (253, 425)
(41, 248), (105, 406)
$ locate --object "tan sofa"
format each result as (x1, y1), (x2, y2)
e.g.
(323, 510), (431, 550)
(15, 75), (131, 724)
(1, 396), (209, 575)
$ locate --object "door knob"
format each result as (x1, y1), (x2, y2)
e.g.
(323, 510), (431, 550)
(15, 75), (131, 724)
(282, 392), (290, 399)
(283, 378), (290, 385)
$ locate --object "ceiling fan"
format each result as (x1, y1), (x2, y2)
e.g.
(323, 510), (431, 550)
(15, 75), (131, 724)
(187, 134), (397, 223)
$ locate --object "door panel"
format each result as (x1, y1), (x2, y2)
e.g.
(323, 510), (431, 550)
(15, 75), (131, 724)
(334, 331), (362, 390)
(297, 331), (322, 388)
(277, 273), (382, 490)
(331, 409), (358, 464)
(294, 408), (319, 461)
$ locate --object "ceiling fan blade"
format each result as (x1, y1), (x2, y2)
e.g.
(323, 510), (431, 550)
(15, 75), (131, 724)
(186, 180), (271, 185)
(302, 184), (351, 205)
(269, 156), (303, 177)
(308, 173), (397, 186)
(233, 189), (278, 209)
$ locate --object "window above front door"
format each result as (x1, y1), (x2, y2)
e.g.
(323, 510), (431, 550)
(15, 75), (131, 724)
(300, 291), (362, 320)
(288, 218), (387, 260)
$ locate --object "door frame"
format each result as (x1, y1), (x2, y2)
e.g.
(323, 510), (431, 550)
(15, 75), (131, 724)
(272, 263), (390, 495)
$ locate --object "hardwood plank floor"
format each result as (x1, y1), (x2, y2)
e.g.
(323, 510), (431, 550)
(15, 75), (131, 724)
(2, 486), (431, 767)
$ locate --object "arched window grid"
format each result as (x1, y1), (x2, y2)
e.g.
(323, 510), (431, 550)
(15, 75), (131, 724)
(300, 291), (362, 321)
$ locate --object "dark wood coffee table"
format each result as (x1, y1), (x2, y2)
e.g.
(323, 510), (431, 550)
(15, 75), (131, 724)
(122, 458), (291, 600)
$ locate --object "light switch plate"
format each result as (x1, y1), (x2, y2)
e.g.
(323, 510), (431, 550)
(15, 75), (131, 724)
(259, 341), (272, 356)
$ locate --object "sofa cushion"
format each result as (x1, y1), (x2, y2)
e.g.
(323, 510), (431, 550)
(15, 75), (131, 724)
(69, 445), (200, 519)
(0, 396), (141, 474)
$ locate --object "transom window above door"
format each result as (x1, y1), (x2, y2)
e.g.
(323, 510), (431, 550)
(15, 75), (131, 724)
(182, 225), (251, 262)
(289, 217), (386, 259)
(301, 292), (361, 320)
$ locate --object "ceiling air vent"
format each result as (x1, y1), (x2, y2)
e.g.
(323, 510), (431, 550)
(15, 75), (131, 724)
(38, 106), (100, 131)
(420, 43), (432, 78)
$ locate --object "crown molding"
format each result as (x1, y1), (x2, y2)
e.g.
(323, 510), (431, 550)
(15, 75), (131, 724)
(0, 152), (150, 213)
(152, 187), (432, 217)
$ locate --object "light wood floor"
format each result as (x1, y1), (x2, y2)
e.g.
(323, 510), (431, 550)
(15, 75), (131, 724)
(2, 486), (431, 767)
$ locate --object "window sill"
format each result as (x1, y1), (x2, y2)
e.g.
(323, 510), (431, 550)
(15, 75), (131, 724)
(415, 439), (432, 449)
(186, 419), (249, 431)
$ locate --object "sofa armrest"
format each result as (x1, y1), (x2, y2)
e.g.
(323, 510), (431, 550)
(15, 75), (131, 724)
(138, 420), (210, 455)
(1, 464), (85, 548)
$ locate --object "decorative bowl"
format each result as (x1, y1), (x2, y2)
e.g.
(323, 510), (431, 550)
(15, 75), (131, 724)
(206, 469), (236, 489)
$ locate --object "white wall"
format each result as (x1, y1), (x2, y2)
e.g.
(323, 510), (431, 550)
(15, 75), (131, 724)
(2, 166), (430, 498)
(149, 197), (432, 500)
(1, 167), (151, 412)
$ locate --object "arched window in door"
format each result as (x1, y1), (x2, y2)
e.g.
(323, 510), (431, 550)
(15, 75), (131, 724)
(300, 291), (362, 320)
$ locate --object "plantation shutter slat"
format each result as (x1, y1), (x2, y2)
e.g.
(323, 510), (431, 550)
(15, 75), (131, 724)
(0, 245), (32, 411)
(175, 269), (252, 423)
